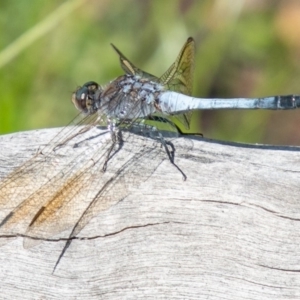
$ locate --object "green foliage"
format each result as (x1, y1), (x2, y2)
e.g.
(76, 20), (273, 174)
(1, 0), (300, 145)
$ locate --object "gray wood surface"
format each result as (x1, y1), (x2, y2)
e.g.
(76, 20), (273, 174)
(0, 127), (300, 300)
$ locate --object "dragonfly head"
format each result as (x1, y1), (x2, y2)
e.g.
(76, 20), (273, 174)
(72, 81), (102, 115)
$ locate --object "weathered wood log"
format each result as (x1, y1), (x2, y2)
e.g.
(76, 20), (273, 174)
(0, 127), (300, 299)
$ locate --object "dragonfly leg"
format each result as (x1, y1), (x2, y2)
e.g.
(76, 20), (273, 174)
(158, 133), (187, 181)
(102, 119), (123, 172)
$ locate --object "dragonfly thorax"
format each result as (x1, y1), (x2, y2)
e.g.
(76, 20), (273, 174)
(96, 75), (164, 120)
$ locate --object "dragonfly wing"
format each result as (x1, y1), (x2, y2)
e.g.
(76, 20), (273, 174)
(70, 133), (164, 238)
(159, 37), (195, 95)
(0, 113), (100, 245)
(111, 43), (159, 82)
(23, 138), (114, 248)
(159, 37), (195, 130)
(51, 131), (167, 271)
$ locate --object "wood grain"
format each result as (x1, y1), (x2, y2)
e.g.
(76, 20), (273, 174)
(0, 127), (300, 299)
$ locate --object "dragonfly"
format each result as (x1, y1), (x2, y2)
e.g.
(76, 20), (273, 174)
(1, 37), (300, 273)
(74, 36), (300, 137)
(0, 38), (196, 272)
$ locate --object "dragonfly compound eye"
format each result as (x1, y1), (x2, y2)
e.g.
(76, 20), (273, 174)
(72, 81), (100, 115)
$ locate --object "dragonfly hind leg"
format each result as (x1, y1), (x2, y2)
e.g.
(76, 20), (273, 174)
(158, 133), (187, 181)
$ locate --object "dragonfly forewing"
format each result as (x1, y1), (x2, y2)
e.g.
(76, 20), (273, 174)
(0, 125), (168, 254)
(110, 43), (158, 82)
(0, 113), (103, 244)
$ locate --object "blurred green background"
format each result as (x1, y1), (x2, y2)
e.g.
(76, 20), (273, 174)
(1, 0), (300, 145)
